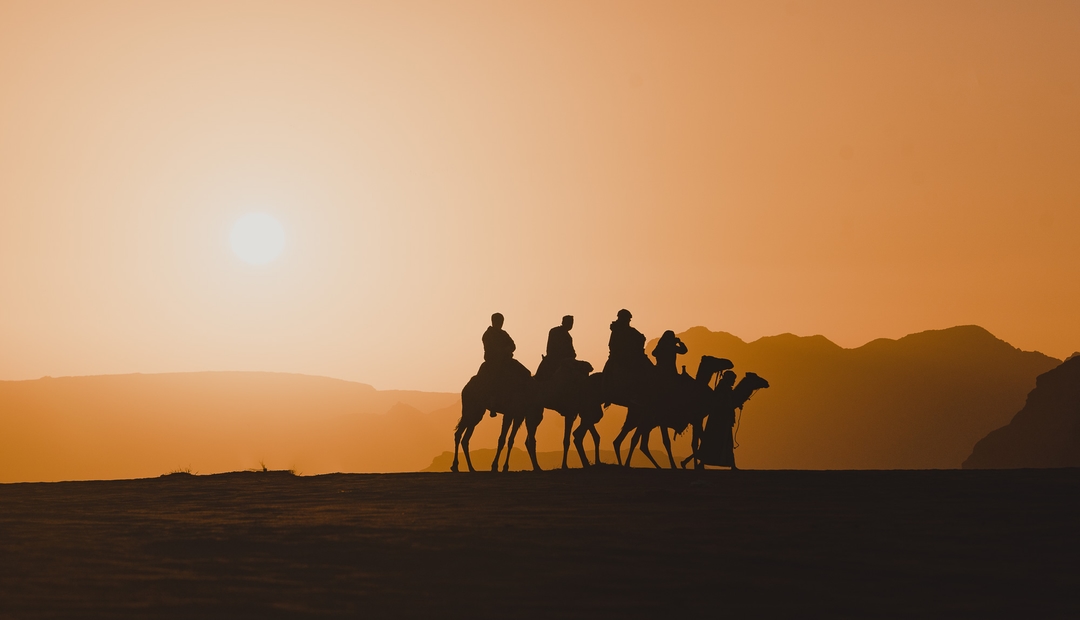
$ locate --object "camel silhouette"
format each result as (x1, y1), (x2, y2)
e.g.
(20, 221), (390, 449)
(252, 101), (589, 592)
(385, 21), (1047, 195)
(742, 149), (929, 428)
(537, 360), (606, 468)
(611, 355), (735, 468)
(451, 359), (608, 472)
(682, 371), (770, 469)
(451, 315), (770, 472)
(452, 364), (543, 473)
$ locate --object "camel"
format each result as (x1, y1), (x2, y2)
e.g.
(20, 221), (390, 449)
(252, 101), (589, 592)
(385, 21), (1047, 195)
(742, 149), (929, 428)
(537, 360), (606, 468)
(611, 355), (735, 468)
(681, 371), (770, 469)
(451, 362), (543, 473)
(451, 359), (608, 472)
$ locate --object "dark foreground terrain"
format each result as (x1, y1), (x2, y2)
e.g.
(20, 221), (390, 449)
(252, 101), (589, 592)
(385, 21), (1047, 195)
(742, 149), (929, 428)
(1, 468), (1077, 618)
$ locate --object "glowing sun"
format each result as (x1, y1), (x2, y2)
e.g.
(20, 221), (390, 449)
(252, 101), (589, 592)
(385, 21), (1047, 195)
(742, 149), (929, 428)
(230, 213), (285, 265)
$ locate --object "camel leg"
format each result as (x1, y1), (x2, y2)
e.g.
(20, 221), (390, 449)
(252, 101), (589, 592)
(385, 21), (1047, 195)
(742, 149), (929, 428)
(612, 415), (636, 466)
(524, 408), (543, 471)
(590, 426), (601, 465)
(680, 424), (698, 469)
(625, 428), (642, 467)
(680, 422), (701, 469)
(572, 420), (591, 467)
(636, 428), (663, 469)
(693, 422), (705, 469)
(492, 412), (512, 472)
(461, 425), (477, 472)
(504, 416), (523, 472)
(451, 420), (465, 473)
(562, 414), (575, 469)
(659, 426), (678, 469)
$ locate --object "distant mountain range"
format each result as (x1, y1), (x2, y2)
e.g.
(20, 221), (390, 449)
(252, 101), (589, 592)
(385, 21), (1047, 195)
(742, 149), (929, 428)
(963, 355), (1080, 468)
(647, 325), (1059, 470)
(0, 372), (458, 483)
(0, 326), (1063, 481)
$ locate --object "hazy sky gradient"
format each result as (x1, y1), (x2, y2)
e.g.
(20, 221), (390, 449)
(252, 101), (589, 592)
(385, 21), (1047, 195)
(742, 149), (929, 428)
(2, 0), (1078, 391)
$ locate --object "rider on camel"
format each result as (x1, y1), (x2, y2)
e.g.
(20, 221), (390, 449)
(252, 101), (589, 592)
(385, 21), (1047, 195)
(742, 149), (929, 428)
(536, 315), (576, 381)
(602, 309), (653, 403)
(651, 329), (688, 376)
(478, 313), (530, 415)
(482, 312), (516, 365)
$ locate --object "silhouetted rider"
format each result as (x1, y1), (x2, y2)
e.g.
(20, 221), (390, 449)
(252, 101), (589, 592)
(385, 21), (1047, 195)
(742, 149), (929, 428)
(602, 309), (653, 403)
(651, 330), (688, 376)
(536, 315), (576, 380)
(607, 309), (647, 363)
(478, 313), (530, 416)
(482, 312), (516, 364)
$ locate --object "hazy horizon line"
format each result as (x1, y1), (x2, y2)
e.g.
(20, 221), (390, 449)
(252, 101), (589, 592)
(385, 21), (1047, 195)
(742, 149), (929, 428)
(6, 322), (1069, 393)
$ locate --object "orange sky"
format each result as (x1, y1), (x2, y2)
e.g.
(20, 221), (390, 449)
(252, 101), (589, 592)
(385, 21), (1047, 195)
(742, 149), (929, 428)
(1, 0), (1078, 392)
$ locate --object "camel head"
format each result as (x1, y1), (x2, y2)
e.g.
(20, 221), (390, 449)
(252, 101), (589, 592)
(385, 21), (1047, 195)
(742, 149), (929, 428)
(734, 372), (770, 407)
(742, 372), (769, 390)
(695, 355), (734, 384)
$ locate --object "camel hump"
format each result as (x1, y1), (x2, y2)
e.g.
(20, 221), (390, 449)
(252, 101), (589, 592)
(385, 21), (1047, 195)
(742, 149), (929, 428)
(701, 355), (734, 370)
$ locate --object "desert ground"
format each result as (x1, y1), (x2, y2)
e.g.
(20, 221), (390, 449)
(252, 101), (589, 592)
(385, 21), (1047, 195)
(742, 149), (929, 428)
(1, 468), (1077, 618)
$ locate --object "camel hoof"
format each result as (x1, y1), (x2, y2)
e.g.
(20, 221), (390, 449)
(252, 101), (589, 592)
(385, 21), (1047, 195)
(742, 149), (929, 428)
(450, 464), (459, 473)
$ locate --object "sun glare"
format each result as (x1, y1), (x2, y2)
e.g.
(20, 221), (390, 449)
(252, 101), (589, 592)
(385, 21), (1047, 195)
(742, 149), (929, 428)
(230, 213), (285, 265)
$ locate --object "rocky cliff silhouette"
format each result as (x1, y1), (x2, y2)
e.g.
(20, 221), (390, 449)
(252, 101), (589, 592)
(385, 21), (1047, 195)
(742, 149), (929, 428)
(963, 356), (1080, 469)
(654, 326), (1059, 469)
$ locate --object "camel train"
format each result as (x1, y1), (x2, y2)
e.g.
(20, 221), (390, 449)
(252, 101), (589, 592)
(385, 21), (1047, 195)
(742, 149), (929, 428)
(451, 312), (769, 473)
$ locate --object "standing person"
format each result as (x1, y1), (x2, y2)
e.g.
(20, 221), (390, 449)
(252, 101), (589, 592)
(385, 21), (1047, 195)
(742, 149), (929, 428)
(696, 370), (738, 468)
(536, 315), (576, 380)
(651, 330), (688, 376)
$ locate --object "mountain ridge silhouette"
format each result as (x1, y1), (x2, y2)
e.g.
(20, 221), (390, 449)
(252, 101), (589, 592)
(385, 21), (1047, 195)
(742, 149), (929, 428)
(0, 326), (1061, 481)
(0, 371), (459, 482)
(644, 325), (1059, 470)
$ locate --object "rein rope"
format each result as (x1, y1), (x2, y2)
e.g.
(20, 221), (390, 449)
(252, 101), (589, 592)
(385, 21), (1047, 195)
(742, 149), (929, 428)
(733, 388), (760, 450)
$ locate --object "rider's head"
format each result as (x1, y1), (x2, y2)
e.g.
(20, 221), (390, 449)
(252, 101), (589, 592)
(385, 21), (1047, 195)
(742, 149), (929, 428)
(491, 313), (504, 328)
(562, 315), (574, 330)
(719, 370), (737, 388)
(616, 309), (632, 322)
